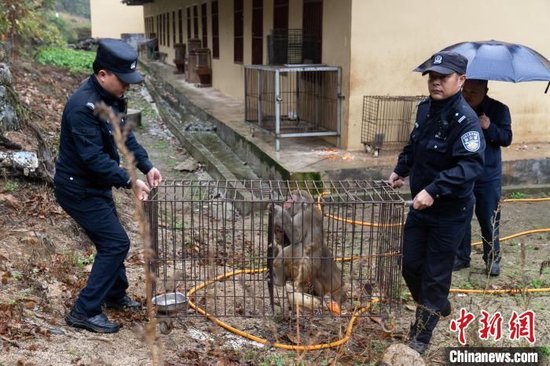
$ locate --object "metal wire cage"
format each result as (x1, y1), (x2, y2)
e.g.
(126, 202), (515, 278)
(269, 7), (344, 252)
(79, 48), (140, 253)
(145, 180), (405, 335)
(244, 65), (342, 151)
(267, 28), (321, 65)
(361, 95), (426, 155)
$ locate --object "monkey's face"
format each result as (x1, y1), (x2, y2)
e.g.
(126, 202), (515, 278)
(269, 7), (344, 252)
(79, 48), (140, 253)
(284, 190), (313, 211)
(274, 224), (285, 245)
(283, 196), (294, 210)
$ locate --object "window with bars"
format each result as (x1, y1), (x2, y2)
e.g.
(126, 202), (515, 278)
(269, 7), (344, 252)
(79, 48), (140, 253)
(193, 5), (199, 38)
(252, 0), (263, 65)
(187, 7), (191, 40)
(156, 14), (161, 45)
(161, 14), (165, 46)
(201, 3), (208, 48)
(273, 0), (288, 30)
(211, 0), (219, 59)
(302, 0), (322, 63)
(178, 9), (183, 44)
(234, 0), (243, 63)
(172, 11), (176, 46)
(166, 12), (170, 47)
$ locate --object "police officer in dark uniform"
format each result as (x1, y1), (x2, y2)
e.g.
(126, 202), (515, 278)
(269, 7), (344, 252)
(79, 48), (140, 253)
(54, 38), (162, 333)
(454, 79), (512, 276)
(388, 51), (485, 354)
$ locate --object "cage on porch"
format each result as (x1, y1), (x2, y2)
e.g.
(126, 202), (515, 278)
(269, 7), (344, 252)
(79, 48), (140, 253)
(244, 65), (342, 151)
(267, 28), (321, 65)
(145, 180), (405, 339)
(361, 95), (426, 156)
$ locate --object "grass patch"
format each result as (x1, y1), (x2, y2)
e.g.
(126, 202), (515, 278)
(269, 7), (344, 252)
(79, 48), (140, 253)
(2, 180), (19, 192)
(530, 279), (546, 289)
(35, 47), (95, 75)
(507, 191), (527, 199)
(74, 252), (95, 268)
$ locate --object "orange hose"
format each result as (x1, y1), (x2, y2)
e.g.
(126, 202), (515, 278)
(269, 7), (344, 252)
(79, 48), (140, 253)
(186, 268), (379, 351)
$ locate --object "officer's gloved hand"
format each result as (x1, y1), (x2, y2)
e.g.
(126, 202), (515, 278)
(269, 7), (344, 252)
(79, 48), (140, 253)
(388, 172), (405, 188)
(147, 167), (162, 188)
(134, 179), (151, 201)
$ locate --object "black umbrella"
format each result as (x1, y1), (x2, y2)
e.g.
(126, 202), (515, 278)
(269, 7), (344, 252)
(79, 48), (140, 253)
(415, 40), (550, 84)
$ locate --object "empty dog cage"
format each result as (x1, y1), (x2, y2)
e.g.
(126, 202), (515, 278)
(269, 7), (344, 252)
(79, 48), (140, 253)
(361, 95), (426, 155)
(145, 180), (405, 340)
(244, 65), (342, 151)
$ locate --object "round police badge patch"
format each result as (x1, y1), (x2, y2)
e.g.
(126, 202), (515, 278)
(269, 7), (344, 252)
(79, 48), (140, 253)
(461, 131), (481, 152)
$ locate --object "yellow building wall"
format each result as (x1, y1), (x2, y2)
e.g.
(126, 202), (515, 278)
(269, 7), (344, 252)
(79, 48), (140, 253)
(322, 0), (352, 148)
(214, 0), (245, 98)
(91, 0), (144, 38)
(349, 0), (550, 150)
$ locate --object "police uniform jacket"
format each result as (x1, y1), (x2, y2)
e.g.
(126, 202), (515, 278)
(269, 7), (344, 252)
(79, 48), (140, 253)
(54, 75), (153, 190)
(472, 96), (512, 183)
(394, 92), (486, 208)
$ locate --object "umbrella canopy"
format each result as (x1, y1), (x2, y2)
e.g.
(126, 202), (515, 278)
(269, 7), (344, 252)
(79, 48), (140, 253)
(415, 40), (550, 82)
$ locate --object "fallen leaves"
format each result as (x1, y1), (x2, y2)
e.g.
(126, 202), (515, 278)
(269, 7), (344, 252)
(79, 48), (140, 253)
(0, 193), (19, 209)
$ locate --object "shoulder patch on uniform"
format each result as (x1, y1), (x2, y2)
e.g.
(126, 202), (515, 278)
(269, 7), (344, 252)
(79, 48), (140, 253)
(461, 131), (481, 152)
(86, 102), (95, 110)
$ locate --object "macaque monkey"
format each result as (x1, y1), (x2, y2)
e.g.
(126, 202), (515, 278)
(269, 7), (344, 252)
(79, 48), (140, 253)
(271, 190), (322, 289)
(275, 189), (323, 247)
(269, 190), (345, 311)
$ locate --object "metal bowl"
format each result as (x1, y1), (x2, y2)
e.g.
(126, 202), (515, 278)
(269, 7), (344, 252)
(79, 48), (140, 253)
(152, 292), (187, 314)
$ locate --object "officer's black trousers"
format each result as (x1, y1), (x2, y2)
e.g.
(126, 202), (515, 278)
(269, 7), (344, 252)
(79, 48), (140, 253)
(402, 200), (473, 343)
(55, 184), (130, 317)
(457, 180), (502, 264)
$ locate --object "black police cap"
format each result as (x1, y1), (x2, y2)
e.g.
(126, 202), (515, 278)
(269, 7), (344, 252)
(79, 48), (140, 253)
(95, 38), (143, 84)
(416, 51), (468, 76)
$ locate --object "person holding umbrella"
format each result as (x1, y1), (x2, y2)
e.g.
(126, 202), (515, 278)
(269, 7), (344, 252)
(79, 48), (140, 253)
(453, 79), (513, 276)
(388, 51), (485, 354)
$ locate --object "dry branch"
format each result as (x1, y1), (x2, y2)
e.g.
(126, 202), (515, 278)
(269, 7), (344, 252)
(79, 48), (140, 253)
(93, 101), (161, 365)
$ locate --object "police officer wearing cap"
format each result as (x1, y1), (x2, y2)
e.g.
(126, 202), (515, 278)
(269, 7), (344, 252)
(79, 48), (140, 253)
(388, 51), (485, 354)
(54, 38), (162, 333)
(454, 79), (512, 276)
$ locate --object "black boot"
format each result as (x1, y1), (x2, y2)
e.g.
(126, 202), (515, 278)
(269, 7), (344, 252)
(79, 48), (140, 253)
(407, 306), (440, 355)
(104, 295), (142, 310)
(484, 251), (501, 277)
(453, 258), (471, 272)
(66, 308), (120, 333)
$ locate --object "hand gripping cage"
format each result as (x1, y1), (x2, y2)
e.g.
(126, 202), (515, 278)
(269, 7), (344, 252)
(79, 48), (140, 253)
(145, 180), (406, 338)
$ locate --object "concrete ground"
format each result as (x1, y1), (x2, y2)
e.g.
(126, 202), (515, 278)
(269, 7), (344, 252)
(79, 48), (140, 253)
(139, 59), (550, 189)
